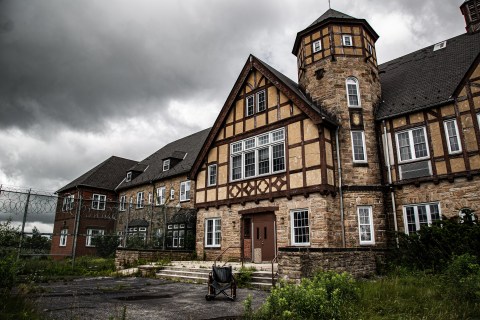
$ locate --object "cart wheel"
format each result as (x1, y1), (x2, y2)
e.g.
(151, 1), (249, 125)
(205, 294), (212, 301)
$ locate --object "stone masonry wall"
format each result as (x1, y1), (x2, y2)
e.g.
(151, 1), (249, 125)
(278, 247), (384, 282)
(394, 176), (480, 232)
(115, 248), (195, 270)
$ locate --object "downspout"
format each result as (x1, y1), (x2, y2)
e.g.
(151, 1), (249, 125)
(335, 127), (346, 248)
(382, 120), (399, 246)
(71, 188), (81, 267)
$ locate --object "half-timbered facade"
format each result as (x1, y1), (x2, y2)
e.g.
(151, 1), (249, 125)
(190, 2), (480, 268)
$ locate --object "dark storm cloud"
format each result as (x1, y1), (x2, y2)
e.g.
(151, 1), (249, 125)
(0, 0), (292, 132)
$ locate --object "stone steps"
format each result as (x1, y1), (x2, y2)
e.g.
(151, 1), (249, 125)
(154, 266), (276, 289)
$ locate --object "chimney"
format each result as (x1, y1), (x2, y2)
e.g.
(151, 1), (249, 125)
(461, 0), (480, 34)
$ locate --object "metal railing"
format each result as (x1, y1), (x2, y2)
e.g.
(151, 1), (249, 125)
(214, 245), (242, 267)
(271, 254), (278, 286)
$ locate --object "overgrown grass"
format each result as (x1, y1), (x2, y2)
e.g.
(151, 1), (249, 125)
(236, 266), (256, 288)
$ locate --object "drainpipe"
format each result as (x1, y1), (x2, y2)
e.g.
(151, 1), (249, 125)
(335, 127), (346, 248)
(382, 120), (399, 246)
(71, 188), (82, 267)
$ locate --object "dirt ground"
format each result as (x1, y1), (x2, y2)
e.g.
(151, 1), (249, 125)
(31, 277), (269, 320)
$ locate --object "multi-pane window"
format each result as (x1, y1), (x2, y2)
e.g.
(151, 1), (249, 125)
(92, 194), (106, 210)
(62, 194), (75, 211)
(156, 187), (166, 205)
(396, 127), (429, 162)
(180, 181), (191, 201)
(170, 188), (175, 200)
(208, 164), (217, 186)
(119, 195), (126, 211)
(291, 210), (310, 245)
(351, 131), (367, 162)
(257, 90), (266, 112)
(167, 224), (185, 248)
(163, 159), (170, 171)
(136, 192), (144, 208)
(342, 34), (353, 46)
(357, 206), (374, 245)
(403, 203), (441, 235)
(59, 229), (68, 247)
(346, 77), (360, 107)
(230, 128), (285, 181)
(444, 119), (462, 153)
(205, 218), (221, 247)
(86, 228), (104, 247)
(246, 90), (266, 116)
(312, 40), (322, 53)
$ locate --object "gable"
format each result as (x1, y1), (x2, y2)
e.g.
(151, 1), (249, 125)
(190, 55), (337, 179)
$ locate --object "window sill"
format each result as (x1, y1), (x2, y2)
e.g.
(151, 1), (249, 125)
(291, 243), (310, 247)
(359, 242), (375, 246)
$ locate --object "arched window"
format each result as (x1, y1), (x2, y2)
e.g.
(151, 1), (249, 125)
(346, 77), (361, 108)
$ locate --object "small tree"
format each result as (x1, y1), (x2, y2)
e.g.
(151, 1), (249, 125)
(92, 234), (121, 258)
(0, 220), (20, 257)
(23, 226), (51, 254)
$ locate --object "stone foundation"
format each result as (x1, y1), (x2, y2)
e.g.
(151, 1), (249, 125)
(278, 247), (384, 281)
(115, 248), (195, 270)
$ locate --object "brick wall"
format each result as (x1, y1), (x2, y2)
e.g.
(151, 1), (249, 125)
(278, 247), (384, 282)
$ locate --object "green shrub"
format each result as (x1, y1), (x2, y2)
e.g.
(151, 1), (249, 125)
(253, 271), (359, 320)
(236, 266), (255, 288)
(390, 218), (480, 272)
(443, 254), (480, 302)
(92, 234), (121, 258)
(0, 254), (20, 295)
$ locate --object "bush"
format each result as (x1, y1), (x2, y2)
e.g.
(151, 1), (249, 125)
(390, 218), (480, 272)
(236, 266), (255, 288)
(92, 234), (121, 258)
(0, 254), (20, 295)
(443, 254), (480, 302)
(252, 271), (359, 320)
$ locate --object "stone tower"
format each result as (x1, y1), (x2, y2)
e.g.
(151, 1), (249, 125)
(292, 9), (386, 247)
(461, 0), (480, 34)
(292, 9), (382, 187)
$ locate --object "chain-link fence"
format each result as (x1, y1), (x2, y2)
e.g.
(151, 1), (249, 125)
(0, 185), (197, 264)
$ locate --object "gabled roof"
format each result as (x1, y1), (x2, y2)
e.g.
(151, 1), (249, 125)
(292, 9), (379, 55)
(376, 32), (480, 120)
(116, 128), (211, 191)
(57, 156), (138, 193)
(190, 54), (337, 179)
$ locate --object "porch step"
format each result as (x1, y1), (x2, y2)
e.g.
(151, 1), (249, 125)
(154, 266), (276, 289)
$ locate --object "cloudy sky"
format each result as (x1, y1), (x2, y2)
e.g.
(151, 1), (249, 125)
(0, 0), (468, 195)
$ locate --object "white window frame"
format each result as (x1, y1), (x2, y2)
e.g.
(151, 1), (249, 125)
(148, 192), (153, 205)
(170, 188), (175, 200)
(156, 187), (166, 205)
(312, 40), (322, 53)
(62, 194), (75, 211)
(208, 164), (217, 186)
(444, 119), (462, 154)
(119, 195), (126, 211)
(395, 127), (430, 163)
(136, 191), (144, 208)
(357, 206), (374, 245)
(367, 43), (373, 55)
(205, 218), (221, 248)
(92, 194), (106, 210)
(126, 172), (132, 182)
(86, 228), (104, 247)
(403, 202), (441, 235)
(351, 131), (367, 163)
(290, 209), (310, 246)
(59, 228), (68, 247)
(342, 34), (353, 46)
(346, 77), (361, 108)
(230, 128), (286, 182)
(180, 180), (191, 202)
(257, 90), (266, 112)
(163, 159), (170, 171)
(246, 95), (254, 116)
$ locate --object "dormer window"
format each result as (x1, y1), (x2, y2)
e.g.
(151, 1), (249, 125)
(126, 172), (132, 182)
(342, 34), (353, 46)
(312, 40), (322, 53)
(433, 41), (447, 51)
(163, 159), (170, 171)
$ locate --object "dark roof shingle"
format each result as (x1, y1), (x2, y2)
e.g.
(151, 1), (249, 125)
(309, 9), (355, 27)
(116, 128), (211, 190)
(57, 156), (138, 193)
(377, 32), (480, 120)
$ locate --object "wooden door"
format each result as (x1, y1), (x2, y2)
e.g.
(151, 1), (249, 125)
(252, 213), (275, 262)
